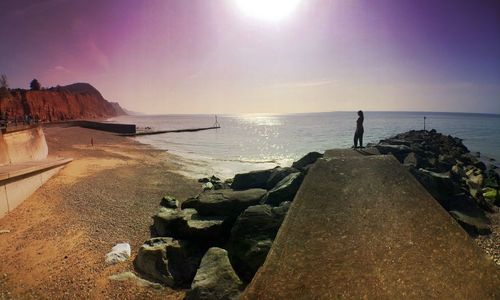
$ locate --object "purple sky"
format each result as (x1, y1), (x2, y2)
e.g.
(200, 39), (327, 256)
(1, 0), (499, 114)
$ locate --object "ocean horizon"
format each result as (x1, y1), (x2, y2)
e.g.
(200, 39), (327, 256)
(109, 111), (500, 179)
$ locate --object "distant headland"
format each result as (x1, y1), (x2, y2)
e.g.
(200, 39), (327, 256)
(0, 80), (126, 122)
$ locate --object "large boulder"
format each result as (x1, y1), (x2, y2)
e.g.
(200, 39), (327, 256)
(263, 172), (304, 206)
(227, 202), (290, 281)
(160, 196), (179, 209)
(182, 189), (267, 217)
(134, 237), (203, 287)
(411, 168), (457, 202)
(266, 167), (299, 190)
(184, 215), (228, 242)
(291, 152), (323, 171)
(186, 248), (243, 300)
(449, 211), (491, 235)
(231, 169), (275, 190)
(153, 208), (196, 237)
(153, 208), (228, 243)
(403, 152), (421, 167)
(375, 144), (412, 162)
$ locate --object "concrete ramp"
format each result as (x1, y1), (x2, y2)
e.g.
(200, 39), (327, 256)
(241, 155), (499, 299)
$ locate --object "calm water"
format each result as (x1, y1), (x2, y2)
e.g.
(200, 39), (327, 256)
(109, 112), (500, 178)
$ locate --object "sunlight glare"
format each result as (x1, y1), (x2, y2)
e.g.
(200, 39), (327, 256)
(235, 0), (302, 22)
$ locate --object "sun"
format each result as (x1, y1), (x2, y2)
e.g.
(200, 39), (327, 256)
(235, 0), (302, 22)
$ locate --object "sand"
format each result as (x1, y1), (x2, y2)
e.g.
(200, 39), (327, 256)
(0, 125), (200, 299)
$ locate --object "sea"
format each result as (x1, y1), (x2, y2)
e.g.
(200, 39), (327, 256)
(109, 112), (500, 179)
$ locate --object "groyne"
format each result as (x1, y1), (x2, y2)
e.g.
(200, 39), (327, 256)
(131, 129), (499, 299)
(241, 153), (499, 299)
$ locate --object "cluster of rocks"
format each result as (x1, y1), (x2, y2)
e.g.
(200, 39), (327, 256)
(134, 152), (323, 299)
(132, 129), (499, 298)
(371, 129), (499, 235)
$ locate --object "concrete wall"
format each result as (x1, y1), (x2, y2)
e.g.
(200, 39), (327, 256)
(0, 166), (63, 218)
(0, 126), (67, 219)
(0, 126), (48, 166)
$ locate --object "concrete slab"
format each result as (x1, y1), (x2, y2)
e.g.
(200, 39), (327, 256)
(324, 147), (380, 158)
(241, 155), (499, 299)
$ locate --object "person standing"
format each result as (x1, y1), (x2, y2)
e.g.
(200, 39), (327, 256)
(353, 110), (364, 149)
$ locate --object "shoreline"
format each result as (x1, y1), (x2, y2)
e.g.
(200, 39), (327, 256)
(0, 125), (200, 299)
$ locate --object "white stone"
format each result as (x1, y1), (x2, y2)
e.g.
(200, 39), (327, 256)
(105, 243), (131, 264)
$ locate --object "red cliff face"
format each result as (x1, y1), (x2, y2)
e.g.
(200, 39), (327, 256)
(0, 83), (126, 122)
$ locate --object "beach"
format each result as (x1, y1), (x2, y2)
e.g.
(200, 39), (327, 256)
(0, 125), (200, 299)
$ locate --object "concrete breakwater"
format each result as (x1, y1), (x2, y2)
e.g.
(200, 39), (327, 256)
(0, 126), (71, 218)
(132, 130), (499, 299)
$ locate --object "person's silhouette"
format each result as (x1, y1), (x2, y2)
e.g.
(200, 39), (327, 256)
(353, 110), (364, 149)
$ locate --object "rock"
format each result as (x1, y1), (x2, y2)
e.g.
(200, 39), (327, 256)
(184, 215), (228, 242)
(379, 138), (412, 147)
(160, 196), (179, 209)
(210, 175), (221, 183)
(266, 167), (298, 190)
(153, 208), (228, 243)
(451, 164), (466, 179)
(0, 229), (10, 234)
(376, 144), (412, 154)
(105, 243), (131, 265)
(186, 248), (243, 300)
(403, 152), (420, 167)
(227, 202), (290, 281)
(264, 172), (303, 206)
(4, 84), (125, 122)
(449, 211), (491, 235)
(134, 237), (203, 287)
(411, 169), (457, 198)
(483, 188), (498, 201)
(466, 171), (484, 198)
(291, 152), (323, 171)
(199, 178), (210, 183)
(182, 189), (267, 217)
(153, 208), (197, 237)
(109, 271), (164, 289)
(460, 153), (479, 165)
(202, 182), (214, 190)
(231, 169), (275, 190)
(474, 161), (487, 171)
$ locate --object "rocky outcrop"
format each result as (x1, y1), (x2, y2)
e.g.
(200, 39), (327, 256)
(2, 83), (125, 122)
(135, 139), (499, 294)
(186, 247), (243, 300)
(375, 129), (499, 235)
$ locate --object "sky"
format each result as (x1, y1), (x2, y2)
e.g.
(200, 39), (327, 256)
(0, 0), (499, 114)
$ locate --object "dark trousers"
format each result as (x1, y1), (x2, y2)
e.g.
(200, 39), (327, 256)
(354, 129), (364, 148)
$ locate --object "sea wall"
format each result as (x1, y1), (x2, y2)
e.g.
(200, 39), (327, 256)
(0, 126), (48, 165)
(0, 165), (64, 219)
(0, 126), (72, 219)
(73, 120), (136, 134)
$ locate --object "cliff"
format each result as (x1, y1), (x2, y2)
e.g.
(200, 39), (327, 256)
(0, 83), (126, 122)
